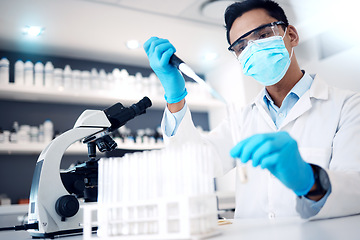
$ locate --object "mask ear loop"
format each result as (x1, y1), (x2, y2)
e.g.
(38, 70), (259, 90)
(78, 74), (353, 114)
(281, 26), (294, 60)
(281, 26), (288, 40)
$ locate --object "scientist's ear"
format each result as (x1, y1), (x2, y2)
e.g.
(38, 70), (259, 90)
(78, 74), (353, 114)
(287, 25), (299, 47)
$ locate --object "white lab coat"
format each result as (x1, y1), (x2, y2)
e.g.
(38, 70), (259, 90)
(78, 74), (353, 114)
(162, 75), (360, 220)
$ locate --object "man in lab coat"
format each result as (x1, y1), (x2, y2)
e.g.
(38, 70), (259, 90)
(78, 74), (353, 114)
(143, 0), (360, 219)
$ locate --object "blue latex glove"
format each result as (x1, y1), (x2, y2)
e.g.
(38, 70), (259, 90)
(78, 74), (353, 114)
(230, 132), (315, 196)
(143, 37), (187, 104)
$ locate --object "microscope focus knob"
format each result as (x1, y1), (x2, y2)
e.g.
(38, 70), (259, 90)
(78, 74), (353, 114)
(55, 195), (79, 220)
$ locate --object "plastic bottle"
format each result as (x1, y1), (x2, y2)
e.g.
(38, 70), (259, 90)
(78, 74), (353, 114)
(9, 128), (17, 143)
(120, 69), (130, 97)
(44, 61), (54, 88)
(106, 72), (113, 90)
(30, 126), (39, 143)
(53, 68), (63, 90)
(34, 62), (44, 87)
(91, 68), (99, 90)
(43, 119), (54, 143)
(0, 58), (10, 85)
(38, 124), (44, 143)
(18, 125), (31, 143)
(63, 65), (72, 89)
(81, 70), (91, 90)
(155, 126), (163, 143)
(12, 122), (19, 132)
(112, 68), (121, 93)
(3, 130), (10, 143)
(145, 128), (156, 144)
(24, 60), (34, 86)
(14, 60), (25, 85)
(72, 70), (81, 90)
(136, 129), (145, 144)
(135, 72), (143, 96)
(99, 69), (107, 89)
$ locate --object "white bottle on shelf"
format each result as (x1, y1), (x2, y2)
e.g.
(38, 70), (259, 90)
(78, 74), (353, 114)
(9, 129), (17, 143)
(24, 60), (34, 86)
(63, 65), (72, 89)
(81, 70), (91, 90)
(0, 57), (10, 85)
(99, 69), (107, 89)
(53, 68), (63, 90)
(34, 62), (44, 87)
(44, 61), (54, 88)
(30, 126), (39, 143)
(18, 125), (31, 143)
(13, 121), (19, 132)
(112, 68), (121, 93)
(3, 130), (10, 144)
(134, 72), (143, 96)
(38, 124), (44, 143)
(91, 68), (100, 90)
(72, 70), (81, 90)
(43, 119), (54, 143)
(106, 72), (113, 90)
(14, 60), (25, 86)
(119, 69), (130, 96)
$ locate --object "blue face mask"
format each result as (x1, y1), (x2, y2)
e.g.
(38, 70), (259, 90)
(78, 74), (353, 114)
(238, 34), (293, 86)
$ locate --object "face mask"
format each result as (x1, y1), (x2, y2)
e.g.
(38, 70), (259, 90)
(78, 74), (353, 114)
(238, 32), (293, 86)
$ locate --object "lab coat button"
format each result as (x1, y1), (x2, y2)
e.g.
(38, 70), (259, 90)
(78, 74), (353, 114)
(268, 212), (275, 219)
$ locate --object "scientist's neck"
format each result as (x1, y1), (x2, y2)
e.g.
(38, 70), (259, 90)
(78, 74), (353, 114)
(266, 58), (303, 108)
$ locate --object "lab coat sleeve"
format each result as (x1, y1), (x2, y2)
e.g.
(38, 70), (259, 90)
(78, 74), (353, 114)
(296, 186), (331, 218)
(310, 92), (360, 220)
(161, 106), (236, 177)
(162, 102), (188, 137)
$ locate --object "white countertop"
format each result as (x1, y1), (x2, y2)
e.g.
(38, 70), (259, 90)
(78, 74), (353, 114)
(212, 215), (360, 240)
(1, 214), (360, 240)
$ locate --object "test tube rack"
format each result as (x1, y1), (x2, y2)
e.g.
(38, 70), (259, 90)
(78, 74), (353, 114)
(83, 194), (218, 240)
(82, 143), (220, 240)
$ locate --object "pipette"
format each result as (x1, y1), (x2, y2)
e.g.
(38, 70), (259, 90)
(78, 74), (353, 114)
(169, 55), (226, 103)
(169, 54), (248, 183)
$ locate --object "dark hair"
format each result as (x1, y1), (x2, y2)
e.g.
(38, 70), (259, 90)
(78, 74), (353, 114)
(224, 0), (289, 44)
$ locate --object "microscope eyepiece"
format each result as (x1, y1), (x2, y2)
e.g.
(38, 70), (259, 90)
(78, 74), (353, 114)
(104, 96), (152, 132)
(130, 96), (152, 115)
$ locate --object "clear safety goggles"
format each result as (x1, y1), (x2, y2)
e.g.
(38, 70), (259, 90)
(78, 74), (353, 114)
(228, 21), (287, 57)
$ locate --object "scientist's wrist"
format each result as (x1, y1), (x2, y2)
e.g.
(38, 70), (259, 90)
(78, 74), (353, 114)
(305, 183), (325, 201)
(167, 99), (185, 113)
(304, 165), (330, 201)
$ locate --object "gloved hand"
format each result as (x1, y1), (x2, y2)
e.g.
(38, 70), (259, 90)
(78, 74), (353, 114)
(143, 37), (187, 104)
(230, 131), (314, 196)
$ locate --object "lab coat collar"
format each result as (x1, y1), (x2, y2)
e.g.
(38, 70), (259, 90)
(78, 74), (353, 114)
(280, 74), (329, 129)
(253, 90), (278, 131)
(308, 74), (329, 100)
(250, 74), (329, 130)
(251, 74), (329, 106)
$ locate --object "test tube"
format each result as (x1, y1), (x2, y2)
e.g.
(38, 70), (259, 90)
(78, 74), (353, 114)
(227, 102), (248, 183)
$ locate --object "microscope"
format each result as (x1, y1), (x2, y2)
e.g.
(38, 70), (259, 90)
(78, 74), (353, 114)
(26, 97), (152, 238)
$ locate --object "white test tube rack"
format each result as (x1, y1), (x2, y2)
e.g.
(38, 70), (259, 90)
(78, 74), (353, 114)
(83, 194), (218, 240)
(82, 143), (220, 240)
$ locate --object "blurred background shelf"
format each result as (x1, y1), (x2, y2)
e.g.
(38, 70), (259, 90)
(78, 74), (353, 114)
(0, 84), (224, 112)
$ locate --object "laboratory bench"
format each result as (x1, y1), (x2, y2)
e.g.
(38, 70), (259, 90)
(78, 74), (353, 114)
(1, 214), (359, 240)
